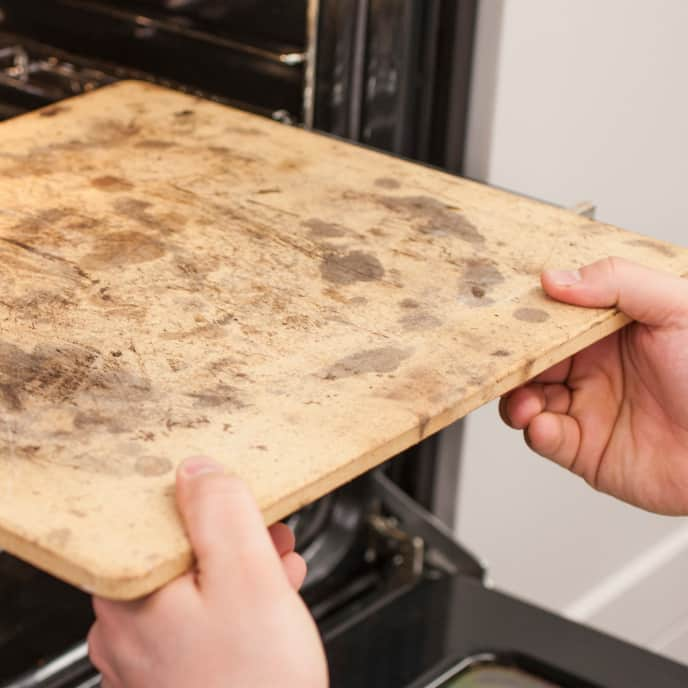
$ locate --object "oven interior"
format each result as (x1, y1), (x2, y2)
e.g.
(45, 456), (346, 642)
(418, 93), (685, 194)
(1, 3), (675, 688)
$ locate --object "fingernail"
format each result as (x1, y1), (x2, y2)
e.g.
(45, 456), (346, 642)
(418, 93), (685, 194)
(181, 456), (222, 477)
(546, 269), (582, 286)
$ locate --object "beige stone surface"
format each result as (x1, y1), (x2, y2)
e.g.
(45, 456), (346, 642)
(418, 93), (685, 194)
(1, 81), (686, 598)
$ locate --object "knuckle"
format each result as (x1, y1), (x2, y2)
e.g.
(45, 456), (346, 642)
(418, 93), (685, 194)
(87, 624), (106, 669)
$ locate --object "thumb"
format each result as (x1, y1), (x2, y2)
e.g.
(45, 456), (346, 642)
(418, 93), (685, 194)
(175, 457), (285, 595)
(542, 257), (688, 327)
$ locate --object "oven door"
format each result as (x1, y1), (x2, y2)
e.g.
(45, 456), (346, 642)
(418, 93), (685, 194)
(325, 571), (688, 688)
(2, 475), (686, 688)
(323, 476), (688, 688)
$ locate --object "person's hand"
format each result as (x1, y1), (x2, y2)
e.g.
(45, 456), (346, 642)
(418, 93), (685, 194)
(88, 457), (329, 688)
(500, 257), (688, 515)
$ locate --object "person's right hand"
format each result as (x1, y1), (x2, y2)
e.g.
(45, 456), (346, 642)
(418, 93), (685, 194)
(88, 457), (329, 688)
(500, 257), (688, 515)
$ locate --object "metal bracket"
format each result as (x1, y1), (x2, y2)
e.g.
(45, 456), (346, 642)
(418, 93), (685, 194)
(367, 513), (425, 586)
(371, 470), (485, 582)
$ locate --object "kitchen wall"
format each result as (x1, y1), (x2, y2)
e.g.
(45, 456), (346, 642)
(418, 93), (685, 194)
(457, 0), (688, 663)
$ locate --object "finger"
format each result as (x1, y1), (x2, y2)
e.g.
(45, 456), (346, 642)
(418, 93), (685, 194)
(176, 457), (285, 596)
(542, 257), (688, 328)
(525, 412), (582, 474)
(532, 358), (573, 384)
(502, 384), (571, 429)
(269, 522), (296, 557)
(87, 624), (118, 687)
(282, 551), (307, 591)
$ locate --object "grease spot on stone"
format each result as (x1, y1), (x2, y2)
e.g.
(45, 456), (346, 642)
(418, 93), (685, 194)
(91, 176), (135, 192)
(626, 238), (675, 257)
(82, 231), (166, 269)
(374, 177), (401, 189)
(399, 312), (442, 331)
(324, 347), (411, 380)
(460, 258), (504, 305)
(491, 349), (511, 357)
(321, 251), (384, 285)
(400, 298), (420, 309)
(135, 455), (173, 478)
(378, 195), (484, 243)
(304, 218), (348, 239)
(513, 307), (550, 323)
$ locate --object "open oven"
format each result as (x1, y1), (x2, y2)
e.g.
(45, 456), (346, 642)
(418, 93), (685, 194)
(0, 2), (687, 687)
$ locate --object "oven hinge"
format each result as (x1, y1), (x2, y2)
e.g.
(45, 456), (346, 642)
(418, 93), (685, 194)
(367, 513), (425, 586)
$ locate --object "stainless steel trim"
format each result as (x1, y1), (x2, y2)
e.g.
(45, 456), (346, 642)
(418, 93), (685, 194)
(431, 422), (464, 530)
(423, 653), (498, 688)
(1, 642), (90, 688)
(303, 0), (321, 129)
(349, 0), (370, 140)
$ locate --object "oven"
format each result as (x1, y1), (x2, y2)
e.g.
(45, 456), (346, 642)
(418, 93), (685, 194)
(0, 2), (687, 687)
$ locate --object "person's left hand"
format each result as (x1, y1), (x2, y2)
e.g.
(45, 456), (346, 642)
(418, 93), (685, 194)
(88, 457), (328, 688)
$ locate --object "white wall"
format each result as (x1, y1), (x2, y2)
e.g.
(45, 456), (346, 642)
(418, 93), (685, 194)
(458, 0), (688, 663)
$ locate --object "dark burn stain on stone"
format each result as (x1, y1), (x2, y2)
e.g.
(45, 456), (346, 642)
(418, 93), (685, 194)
(91, 176), (135, 192)
(0, 342), (93, 412)
(374, 177), (401, 189)
(81, 230), (165, 269)
(39, 106), (69, 118)
(324, 347), (411, 380)
(186, 384), (246, 409)
(399, 312), (442, 331)
(0, 341), (153, 414)
(460, 258), (504, 305)
(135, 455), (173, 478)
(74, 411), (126, 434)
(378, 195), (484, 244)
(625, 238), (675, 257)
(513, 307), (550, 323)
(321, 251), (385, 285)
(491, 349), (511, 357)
(304, 218), (348, 239)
